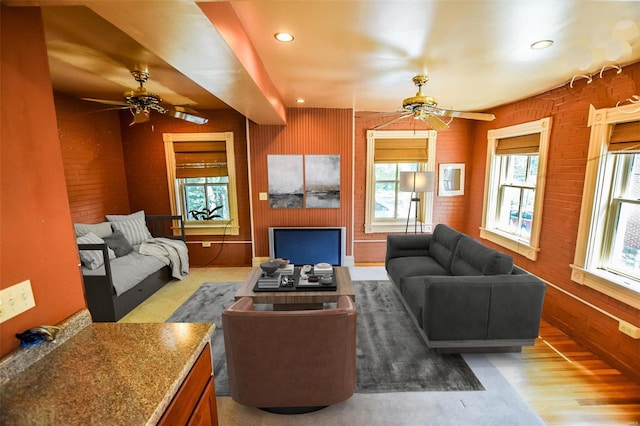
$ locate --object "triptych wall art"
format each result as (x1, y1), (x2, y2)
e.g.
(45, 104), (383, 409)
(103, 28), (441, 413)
(267, 155), (340, 208)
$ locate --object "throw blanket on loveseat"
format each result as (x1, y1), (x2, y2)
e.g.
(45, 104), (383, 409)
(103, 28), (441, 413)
(140, 238), (189, 279)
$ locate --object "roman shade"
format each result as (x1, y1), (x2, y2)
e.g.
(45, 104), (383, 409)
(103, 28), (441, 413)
(173, 140), (228, 178)
(608, 120), (640, 153)
(495, 133), (540, 155)
(374, 139), (429, 163)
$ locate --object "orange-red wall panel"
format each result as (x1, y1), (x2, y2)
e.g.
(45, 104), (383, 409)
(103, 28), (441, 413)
(1, 6), (86, 357)
(56, 93), (130, 223)
(466, 62), (640, 382)
(249, 108), (353, 260)
(120, 109), (252, 266)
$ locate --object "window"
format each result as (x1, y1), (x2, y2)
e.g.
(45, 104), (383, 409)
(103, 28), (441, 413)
(572, 105), (640, 307)
(365, 130), (437, 233)
(481, 117), (552, 260)
(163, 132), (239, 235)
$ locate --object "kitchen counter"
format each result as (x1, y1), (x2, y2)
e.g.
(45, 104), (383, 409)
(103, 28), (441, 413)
(0, 318), (214, 425)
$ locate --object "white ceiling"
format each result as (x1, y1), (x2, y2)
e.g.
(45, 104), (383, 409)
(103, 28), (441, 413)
(7, 0), (640, 125)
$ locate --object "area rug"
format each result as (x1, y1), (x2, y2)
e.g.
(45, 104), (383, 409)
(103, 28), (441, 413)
(166, 280), (484, 395)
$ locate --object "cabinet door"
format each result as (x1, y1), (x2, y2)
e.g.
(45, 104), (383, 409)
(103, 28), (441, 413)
(159, 343), (218, 425)
(188, 377), (218, 426)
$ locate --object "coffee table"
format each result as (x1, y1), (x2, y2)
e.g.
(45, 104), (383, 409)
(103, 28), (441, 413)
(235, 266), (355, 310)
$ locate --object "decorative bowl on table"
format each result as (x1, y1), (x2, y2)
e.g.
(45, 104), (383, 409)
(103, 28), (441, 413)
(274, 258), (290, 268)
(260, 261), (279, 276)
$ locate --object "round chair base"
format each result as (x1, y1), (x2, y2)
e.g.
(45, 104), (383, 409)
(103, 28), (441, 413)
(259, 406), (328, 415)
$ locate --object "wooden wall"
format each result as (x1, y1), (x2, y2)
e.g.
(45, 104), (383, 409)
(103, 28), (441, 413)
(119, 109), (252, 267)
(55, 93), (130, 223)
(248, 108), (353, 262)
(352, 114), (474, 263)
(465, 62), (640, 382)
(1, 6), (86, 357)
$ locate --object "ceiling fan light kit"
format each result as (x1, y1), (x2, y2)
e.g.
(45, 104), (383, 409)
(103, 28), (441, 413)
(373, 75), (496, 131)
(82, 70), (209, 126)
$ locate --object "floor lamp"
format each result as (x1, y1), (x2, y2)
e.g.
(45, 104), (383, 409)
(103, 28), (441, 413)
(400, 171), (434, 233)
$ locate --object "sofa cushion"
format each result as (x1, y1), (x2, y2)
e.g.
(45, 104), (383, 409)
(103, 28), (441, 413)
(428, 224), (463, 270)
(74, 222), (113, 238)
(110, 219), (153, 246)
(386, 256), (449, 292)
(451, 236), (513, 276)
(103, 230), (134, 258)
(77, 232), (116, 270)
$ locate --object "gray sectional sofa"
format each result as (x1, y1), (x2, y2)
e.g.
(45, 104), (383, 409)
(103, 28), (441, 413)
(385, 224), (546, 353)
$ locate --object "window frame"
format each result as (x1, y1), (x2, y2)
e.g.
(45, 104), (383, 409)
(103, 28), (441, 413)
(571, 104), (640, 309)
(480, 117), (552, 260)
(365, 130), (437, 234)
(163, 132), (239, 236)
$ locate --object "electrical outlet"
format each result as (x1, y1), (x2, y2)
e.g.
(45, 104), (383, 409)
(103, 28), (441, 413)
(202, 241), (212, 248)
(0, 280), (36, 323)
(618, 321), (640, 339)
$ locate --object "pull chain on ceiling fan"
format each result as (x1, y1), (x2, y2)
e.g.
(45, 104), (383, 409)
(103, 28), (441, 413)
(82, 70), (209, 126)
(371, 75), (496, 130)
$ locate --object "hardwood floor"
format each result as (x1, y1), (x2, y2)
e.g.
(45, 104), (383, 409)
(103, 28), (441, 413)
(488, 320), (640, 425)
(121, 266), (640, 425)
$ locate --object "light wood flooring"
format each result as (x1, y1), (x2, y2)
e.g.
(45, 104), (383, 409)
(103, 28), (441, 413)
(120, 266), (640, 425)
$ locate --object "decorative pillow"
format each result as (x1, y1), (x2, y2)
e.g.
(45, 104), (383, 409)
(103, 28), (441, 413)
(110, 219), (152, 246)
(106, 210), (145, 222)
(74, 222), (113, 238)
(77, 232), (116, 270)
(103, 230), (134, 258)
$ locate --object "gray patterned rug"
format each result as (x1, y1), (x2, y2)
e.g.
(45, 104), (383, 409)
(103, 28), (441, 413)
(166, 280), (484, 395)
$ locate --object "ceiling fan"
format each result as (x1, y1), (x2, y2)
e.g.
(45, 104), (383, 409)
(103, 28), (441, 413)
(371, 75), (496, 131)
(82, 70), (209, 125)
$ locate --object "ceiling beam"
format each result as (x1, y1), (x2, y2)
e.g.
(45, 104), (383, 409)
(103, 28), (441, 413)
(86, 1), (286, 125)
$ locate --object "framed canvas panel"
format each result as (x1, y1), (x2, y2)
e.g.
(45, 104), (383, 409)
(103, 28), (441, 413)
(439, 163), (465, 196)
(268, 155), (304, 208)
(305, 155), (340, 208)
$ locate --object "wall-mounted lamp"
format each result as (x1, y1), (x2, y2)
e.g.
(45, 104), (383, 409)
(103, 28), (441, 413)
(399, 171), (434, 233)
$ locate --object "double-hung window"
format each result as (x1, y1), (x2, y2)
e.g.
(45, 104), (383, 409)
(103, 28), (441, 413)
(481, 117), (552, 260)
(572, 104), (640, 307)
(365, 130), (436, 233)
(163, 132), (239, 235)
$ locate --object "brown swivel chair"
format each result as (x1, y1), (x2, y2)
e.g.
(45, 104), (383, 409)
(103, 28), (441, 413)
(222, 295), (357, 413)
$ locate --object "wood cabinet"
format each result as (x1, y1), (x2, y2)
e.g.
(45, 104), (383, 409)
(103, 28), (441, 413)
(159, 343), (218, 425)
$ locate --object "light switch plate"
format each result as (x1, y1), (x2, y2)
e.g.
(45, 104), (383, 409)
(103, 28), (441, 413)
(0, 280), (36, 323)
(259, 192), (268, 201)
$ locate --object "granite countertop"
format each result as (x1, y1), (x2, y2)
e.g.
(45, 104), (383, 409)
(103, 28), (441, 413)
(0, 320), (214, 425)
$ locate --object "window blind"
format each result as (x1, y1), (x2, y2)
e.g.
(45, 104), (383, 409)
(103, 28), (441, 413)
(173, 141), (227, 178)
(374, 139), (428, 163)
(495, 133), (540, 155)
(609, 120), (640, 153)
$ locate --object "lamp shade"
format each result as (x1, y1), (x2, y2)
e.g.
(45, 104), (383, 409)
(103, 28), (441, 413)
(399, 171), (434, 193)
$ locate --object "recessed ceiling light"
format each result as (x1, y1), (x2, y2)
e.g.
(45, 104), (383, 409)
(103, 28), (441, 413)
(295, 98), (305, 104)
(274, 32), (294, 42)
(530, 39), (554, 50)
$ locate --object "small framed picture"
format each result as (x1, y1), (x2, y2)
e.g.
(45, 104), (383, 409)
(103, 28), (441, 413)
(439, 163), (465, 196)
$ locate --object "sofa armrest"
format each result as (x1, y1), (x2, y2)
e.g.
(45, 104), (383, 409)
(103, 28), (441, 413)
(385, 234), (432, 266)
(420, 274), (546, 341)
(421, 276), (492, 341)
(78, 243), (113, 281)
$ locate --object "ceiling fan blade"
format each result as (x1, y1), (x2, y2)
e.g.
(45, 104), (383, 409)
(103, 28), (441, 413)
(424, 114), (449, 131)
(82, 97), (132, 108)
(166, 106), (209, 125)
(356, 109), (407, 119)
(373, 113), (412, 130)
(436, 108), (496, 121)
